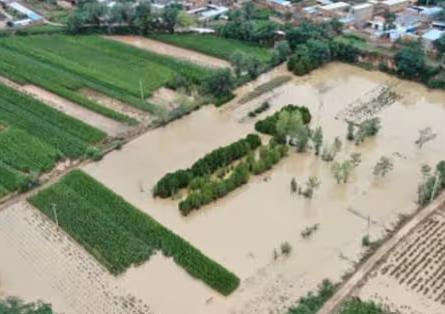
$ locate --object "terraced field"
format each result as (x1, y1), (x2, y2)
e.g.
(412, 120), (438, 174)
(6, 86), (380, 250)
(0, 35), (213, 122)
(0, 82), (105, 197)
(150, 34), (272, 62)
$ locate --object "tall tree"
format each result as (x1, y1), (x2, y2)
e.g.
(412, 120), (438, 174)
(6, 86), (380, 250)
(394, 42), (427, 79)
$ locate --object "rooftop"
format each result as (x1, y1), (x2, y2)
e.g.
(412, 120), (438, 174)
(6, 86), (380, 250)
(422, 28), (444, 41)
(321, 1), (350, 10)
(382, 0), (408, 6)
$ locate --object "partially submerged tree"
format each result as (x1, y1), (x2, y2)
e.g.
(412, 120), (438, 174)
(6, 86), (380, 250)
(350, 153), (362, 168)
(290, 178), (297, 193)
(201, 69), (235, 99)
(281, 241), (292, 255)
(277, 110), (310, 152)
(0, 297), (56, 314)
(331, 160), (353, 184)
(355, 118), (381, 145)
(346, 122), (355, 141)
(373, 156), (394, 178)
(312, 126), (323, 156)
(415, 127), (437, 149)
(302, 176), (321, 198)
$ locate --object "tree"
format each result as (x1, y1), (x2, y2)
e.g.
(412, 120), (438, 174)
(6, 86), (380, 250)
(162, 7), (179, 33)
(201, 69), (235, 99)
(291, 178), (297, 193)
(0, 297), (56, 314)
(275, 40), (292, 63)
(82, 2), (107, 25)
(395, 42), (427, 79)
(355, 118), (381, 145)
(383, 11), (396, 31)
(373, 156), (394, 177)
(350, 153), (362, 168)
(230, 50), (246, 78)
(346, 122), (354, 141)
(177, 10), (196, 27)
(66, 11), (85, 34)
(331, 160), (353, 183)
(306, 39), (332, 66)
(312, 127), (323, 156)
(281, 241), (292, 255)
(415, 127), (437, 149)
(303, 176), (321, 198)
(134, 2), (152, 34)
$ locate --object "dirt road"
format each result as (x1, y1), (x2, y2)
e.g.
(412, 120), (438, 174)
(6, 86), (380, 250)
(105, 35), (231, 69)
(317, 191), (445, 314)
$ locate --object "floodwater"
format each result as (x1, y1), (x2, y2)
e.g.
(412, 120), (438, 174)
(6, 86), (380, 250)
(1, 63), (445, 314)
(82, 63), (445, 314)
(106, 35), (231, 69)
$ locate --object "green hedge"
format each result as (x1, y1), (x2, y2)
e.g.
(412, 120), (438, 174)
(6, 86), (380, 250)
(154, 134), (262, 198)
(255, 105), (311, 135)
(29, 170), (240, 295)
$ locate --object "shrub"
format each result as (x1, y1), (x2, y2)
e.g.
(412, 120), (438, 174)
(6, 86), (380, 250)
(255, 105), (311, 135)
(281, 241), (292, 255)
(85, 146), (103, 161)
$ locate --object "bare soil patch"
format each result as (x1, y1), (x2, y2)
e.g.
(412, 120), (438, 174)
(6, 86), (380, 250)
(106, 35), (231, 69)
(82, 88), (152, 124)
(146, 87), (188, 111)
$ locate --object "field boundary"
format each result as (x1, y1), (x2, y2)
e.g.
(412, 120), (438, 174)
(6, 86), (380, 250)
(317, 191), (445, 314)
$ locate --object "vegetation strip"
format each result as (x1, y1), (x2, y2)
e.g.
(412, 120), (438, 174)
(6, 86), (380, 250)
(29, 170), (240, 295)
(239, 76), (292, 104)
(154, 134), (262, 198)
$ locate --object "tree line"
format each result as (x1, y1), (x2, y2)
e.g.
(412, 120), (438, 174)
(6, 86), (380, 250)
(153, 134), (262, 198)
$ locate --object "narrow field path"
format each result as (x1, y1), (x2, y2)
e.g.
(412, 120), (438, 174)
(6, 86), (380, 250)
(317, 191), (445, 314)
(105, 35), (231, 69)
(0, 75), (130, 136)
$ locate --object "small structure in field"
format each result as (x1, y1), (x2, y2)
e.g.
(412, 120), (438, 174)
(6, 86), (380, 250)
(187, 4), (229, 21)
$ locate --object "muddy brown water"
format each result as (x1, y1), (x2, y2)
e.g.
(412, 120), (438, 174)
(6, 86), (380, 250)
(1, 63), (444, 314)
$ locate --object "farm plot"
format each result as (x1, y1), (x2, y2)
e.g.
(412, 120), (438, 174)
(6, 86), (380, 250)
(29, 170), (240, 296)
(150, 34), (272, 62)
(0, 35), (213, 122)
(0, 82), (105, 196)
(356, 210), (445, 314)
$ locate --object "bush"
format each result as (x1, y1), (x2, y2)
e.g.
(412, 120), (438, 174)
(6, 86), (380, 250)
(362, 235), (371, 246)
(85, 146), (103, 161)
(154, 134), (262, 198)
(287, 279), (337, 314)
(281, 241), (292, 255)
(255, 105), (311, 135)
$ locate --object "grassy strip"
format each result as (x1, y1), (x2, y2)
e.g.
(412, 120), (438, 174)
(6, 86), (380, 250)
(0, 184), (9, 199)
(287, 279), (337, 314)
(0, 128), (61, 173)
(29, 170), (240, 295)
(238, 76), (292, 104)
(0, 82), (105, 158)
(0, 162), (24, 193)
(338, 299), (395, 314)
(150, 34), (271, 62)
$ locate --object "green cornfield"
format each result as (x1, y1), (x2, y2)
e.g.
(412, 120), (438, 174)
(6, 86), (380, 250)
(0, 82), (105, 196)
(0, 35), (213, 122)
(151, 34), (272, 61)
(29, 170), (240, 295)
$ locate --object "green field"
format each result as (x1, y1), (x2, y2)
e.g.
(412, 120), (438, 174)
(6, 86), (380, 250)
(151, 34), (272, 62)
(29, 170), (240, 295)
(0, 35), (213, 122)
(0, 82), (105, 196)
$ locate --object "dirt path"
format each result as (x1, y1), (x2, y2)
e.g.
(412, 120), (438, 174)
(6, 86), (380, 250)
(0, 75), (130, 136)
(105, 35), (231, 69)
(317, 191), (445, 314)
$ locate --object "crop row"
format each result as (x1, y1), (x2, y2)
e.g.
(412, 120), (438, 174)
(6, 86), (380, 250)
(255, 105), (312, 136)
(0, 128), (61, 173)
(0, 35), (214, 122)
(29, 170), (240, 295)
(0, 162), (25, 194)
(0, 82), (105, 158)
(154, 134), (262, 198)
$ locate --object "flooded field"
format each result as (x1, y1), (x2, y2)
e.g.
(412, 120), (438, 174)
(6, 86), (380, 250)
(1, 62), (445, 314)
(356, 209), (445, 314)
(106, 36), (231, 69)
(82, 63), (445, 314)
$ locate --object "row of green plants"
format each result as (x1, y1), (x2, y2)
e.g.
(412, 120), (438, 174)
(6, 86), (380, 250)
(0, 35), (214, 122)
(287, 279), (337, 314)
(29, 170), (240, 295)
(0, 82), (105, 158)
(179, 142), (289, 215)
(154, 134), (262, 198)
(248, 101), (270, 118)
(255, 105), (312, 136)
(0, 128), (61, 173)
(239, 76), (292, 105)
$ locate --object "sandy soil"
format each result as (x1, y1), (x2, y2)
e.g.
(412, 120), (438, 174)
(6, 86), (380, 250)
(105, 35), (231, 69)
(146, 87), (188, 111)
(81, 63), (445, 314)
(355, 209), (445, 314)
(82, 88), (152, 124)
(0, 201), (153, 314)
(0, 75), (129, 137)
(22, 85), (131, 137)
